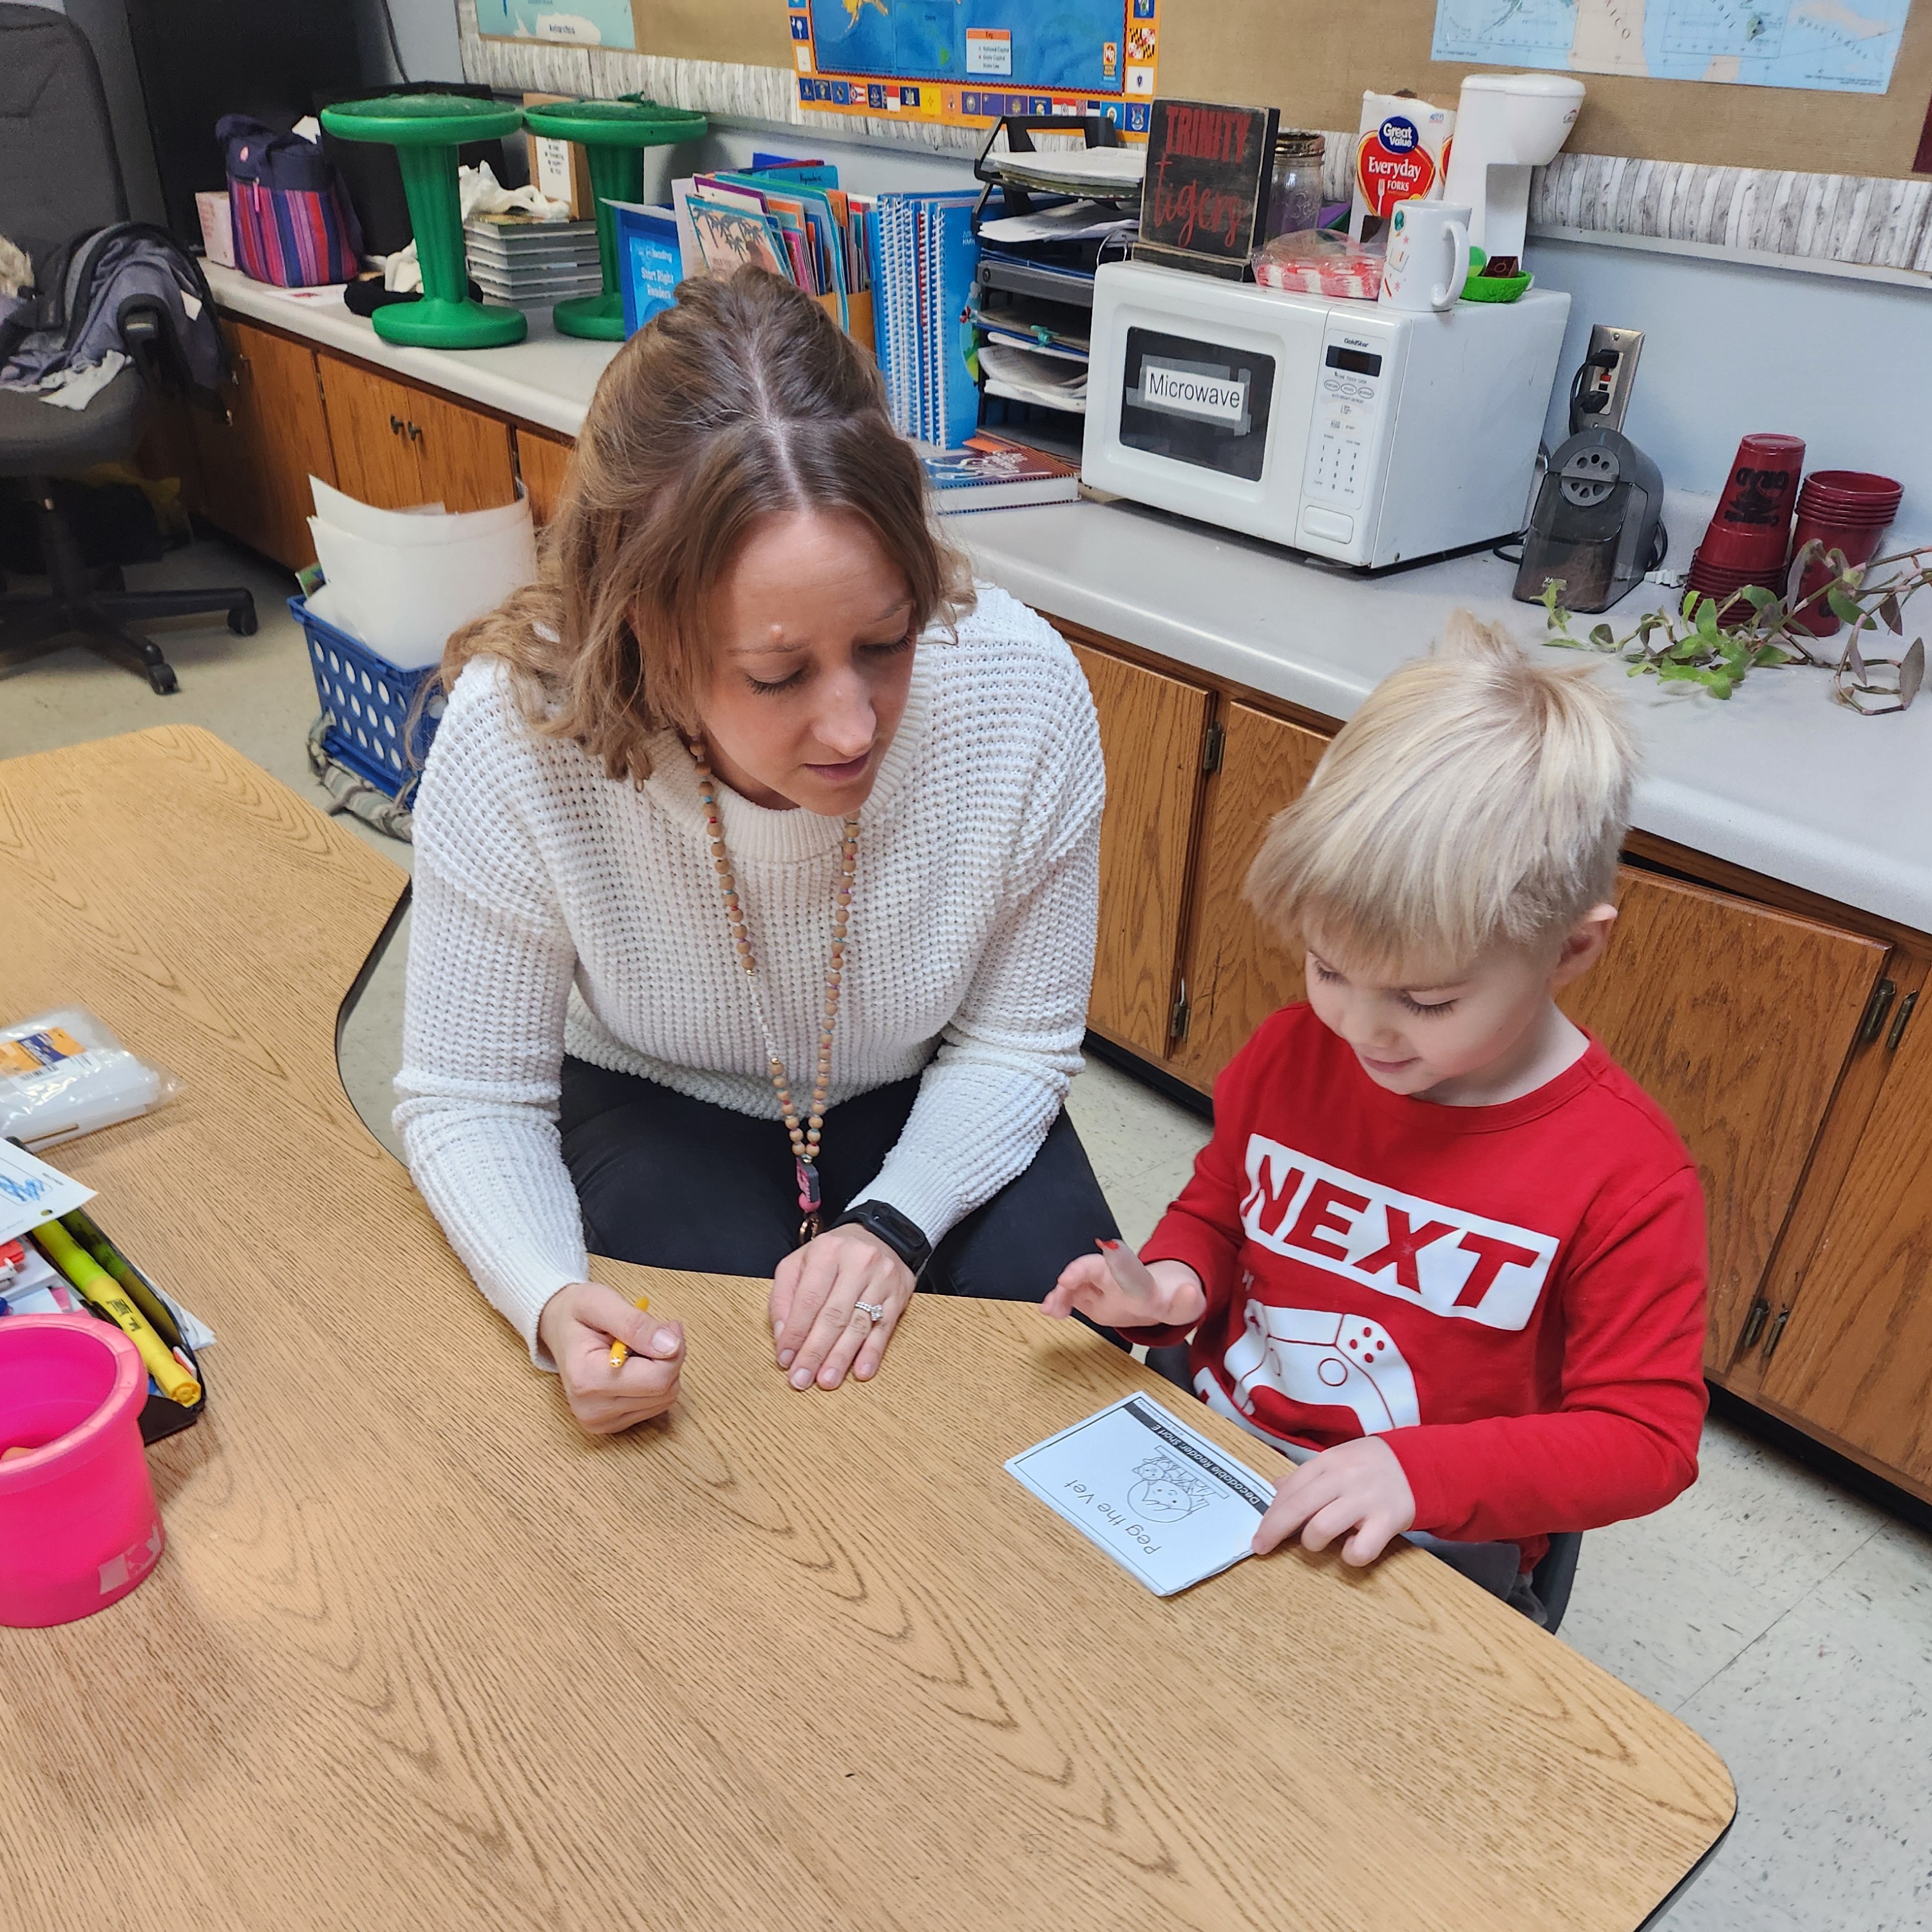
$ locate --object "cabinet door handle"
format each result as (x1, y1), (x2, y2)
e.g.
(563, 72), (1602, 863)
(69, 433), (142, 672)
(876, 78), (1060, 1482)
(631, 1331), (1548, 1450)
(1761, 1307), (1792, 1361)
(406, 421), (422, 443)
(1859, 978), (1897, 1045)
(390, 414), (405, 436)
(1739, 1296), (1770, 1349)
(1886, 990), (1918, 1052)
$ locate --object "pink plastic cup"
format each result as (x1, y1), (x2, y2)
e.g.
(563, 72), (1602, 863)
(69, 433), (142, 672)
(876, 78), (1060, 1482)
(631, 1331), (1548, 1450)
(0, 1315), (164, 1627)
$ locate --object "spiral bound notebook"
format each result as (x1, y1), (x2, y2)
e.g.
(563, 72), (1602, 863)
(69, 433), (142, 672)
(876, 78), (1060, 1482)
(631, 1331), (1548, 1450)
(872, 191), (980, 447)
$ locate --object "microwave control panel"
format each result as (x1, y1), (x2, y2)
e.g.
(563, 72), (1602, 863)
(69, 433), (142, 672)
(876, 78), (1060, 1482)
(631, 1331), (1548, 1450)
(1301, 335), (1387, 511)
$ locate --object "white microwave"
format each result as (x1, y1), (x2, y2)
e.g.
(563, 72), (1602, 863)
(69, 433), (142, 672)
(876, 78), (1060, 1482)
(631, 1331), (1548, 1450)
(1080, 261), (1571, 569)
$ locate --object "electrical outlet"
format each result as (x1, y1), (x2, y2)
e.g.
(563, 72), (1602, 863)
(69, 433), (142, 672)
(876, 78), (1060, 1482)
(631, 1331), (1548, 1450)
(1572, 324), (1644, 436)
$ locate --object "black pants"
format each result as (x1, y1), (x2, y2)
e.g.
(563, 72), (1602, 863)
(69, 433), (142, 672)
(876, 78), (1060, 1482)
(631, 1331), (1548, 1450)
(559, 1057), (1121, 1300)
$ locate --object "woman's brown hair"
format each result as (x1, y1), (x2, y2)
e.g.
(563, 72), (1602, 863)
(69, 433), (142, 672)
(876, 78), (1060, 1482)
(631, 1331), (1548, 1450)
(442, 266), (970, 782)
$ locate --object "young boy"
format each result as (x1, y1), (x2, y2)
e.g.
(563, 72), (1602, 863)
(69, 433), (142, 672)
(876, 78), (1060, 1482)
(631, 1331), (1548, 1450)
(1046, 613), (1707, 1602)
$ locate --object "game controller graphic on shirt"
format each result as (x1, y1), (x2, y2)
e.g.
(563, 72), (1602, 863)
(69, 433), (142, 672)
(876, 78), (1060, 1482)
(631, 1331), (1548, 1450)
(1222, 1303), (1421, 1434)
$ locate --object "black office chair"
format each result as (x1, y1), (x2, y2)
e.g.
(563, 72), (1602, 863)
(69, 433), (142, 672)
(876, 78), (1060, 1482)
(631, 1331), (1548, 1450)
(1144, 1343), (1584, 1633)
(0, 3), (254, 694)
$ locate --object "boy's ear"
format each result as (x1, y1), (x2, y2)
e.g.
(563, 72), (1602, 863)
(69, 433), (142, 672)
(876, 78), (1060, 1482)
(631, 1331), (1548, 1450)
(1549, 903), (1618, 990)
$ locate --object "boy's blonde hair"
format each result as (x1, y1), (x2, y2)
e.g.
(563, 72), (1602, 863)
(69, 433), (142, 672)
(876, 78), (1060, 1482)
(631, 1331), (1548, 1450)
(1246, 611), (1635, 972)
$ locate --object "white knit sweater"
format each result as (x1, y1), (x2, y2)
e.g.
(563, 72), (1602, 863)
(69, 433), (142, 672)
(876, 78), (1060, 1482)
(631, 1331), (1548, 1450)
(394, 584), (1104, 1356)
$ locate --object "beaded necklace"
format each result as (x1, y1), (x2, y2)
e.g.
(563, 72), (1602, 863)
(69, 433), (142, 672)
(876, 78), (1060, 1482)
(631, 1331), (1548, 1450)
(689, 738), (858, 1245)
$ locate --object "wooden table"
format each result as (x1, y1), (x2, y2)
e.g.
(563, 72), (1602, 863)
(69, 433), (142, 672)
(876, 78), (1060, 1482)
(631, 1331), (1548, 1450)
(0, 728), (1734, 1931)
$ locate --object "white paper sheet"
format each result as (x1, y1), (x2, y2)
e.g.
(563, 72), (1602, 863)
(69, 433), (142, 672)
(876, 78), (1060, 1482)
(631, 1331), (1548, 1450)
(0, 1142), (94, 1245)
(1006, 1394), (1275, 1596)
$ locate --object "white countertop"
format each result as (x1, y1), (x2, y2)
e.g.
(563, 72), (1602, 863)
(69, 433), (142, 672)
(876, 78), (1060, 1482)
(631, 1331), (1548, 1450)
(961, 495), (1932, 934)
(209, 263), (1932, 936)
(207, 264), (618, 436)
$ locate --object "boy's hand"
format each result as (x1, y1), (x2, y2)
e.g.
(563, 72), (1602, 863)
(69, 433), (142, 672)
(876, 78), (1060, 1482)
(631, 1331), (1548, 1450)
(1253, 1436), (1416, 1566)
(1041, 1241), (1207, 1331)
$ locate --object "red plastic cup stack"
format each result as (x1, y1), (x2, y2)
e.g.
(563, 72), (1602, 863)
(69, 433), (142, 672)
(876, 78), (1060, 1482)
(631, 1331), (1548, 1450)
(1788, 469), (1904, 637)
(1687, 433), (1806, 606)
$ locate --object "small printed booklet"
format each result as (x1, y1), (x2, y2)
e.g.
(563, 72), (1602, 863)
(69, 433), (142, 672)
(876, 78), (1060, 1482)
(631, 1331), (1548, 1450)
(1006, 1394), (1276, 1597)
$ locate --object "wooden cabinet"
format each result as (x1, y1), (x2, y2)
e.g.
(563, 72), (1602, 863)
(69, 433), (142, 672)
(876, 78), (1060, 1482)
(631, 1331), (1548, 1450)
(516, 428), (574, 526)
(1068, 643), (1212, 1064)
(1759, 954), (1932, 1487)
(317, 354), (516, 513)
(187, 317), (336, 570)
(1560, 873), (1888, 1369)
(1169, 701), (1327, 1087)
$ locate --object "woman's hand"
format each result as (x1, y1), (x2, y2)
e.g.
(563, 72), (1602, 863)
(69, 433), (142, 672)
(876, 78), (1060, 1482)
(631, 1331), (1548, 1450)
(770, 1225), (915, 1390)
(538, 1281), (686, 1435)
(1041, 1240), (1207, 1332)
(1252, 1436), (1416, 1566)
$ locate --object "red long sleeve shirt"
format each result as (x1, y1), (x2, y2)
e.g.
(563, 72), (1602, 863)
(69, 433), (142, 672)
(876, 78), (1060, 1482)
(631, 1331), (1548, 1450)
(1134, 1004), (1708, 1553)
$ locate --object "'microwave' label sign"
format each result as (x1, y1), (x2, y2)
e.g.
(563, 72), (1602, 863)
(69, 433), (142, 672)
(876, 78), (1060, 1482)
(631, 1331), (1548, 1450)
(1132, 357), (1251, 431)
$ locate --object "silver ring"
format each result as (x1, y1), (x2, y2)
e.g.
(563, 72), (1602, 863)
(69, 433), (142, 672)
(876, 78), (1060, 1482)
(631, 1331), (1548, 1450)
(853, 1300), (887, 1324)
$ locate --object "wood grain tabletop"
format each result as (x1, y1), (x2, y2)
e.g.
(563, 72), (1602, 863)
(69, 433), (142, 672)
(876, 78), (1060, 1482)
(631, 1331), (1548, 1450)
(0, 727), (1734, 1931)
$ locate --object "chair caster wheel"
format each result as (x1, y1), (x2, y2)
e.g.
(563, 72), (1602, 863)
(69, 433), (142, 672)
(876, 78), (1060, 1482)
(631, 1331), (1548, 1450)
(228, 603), (258, 636)
(148, 663), (179, 695)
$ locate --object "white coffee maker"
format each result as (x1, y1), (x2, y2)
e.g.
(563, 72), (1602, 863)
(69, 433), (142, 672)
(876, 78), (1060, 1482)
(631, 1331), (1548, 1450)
(1442, 72), (1585, 264)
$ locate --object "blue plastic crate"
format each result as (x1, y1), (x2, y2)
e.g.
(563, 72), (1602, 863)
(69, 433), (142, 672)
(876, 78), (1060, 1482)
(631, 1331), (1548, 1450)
(291, 593), (444, 804)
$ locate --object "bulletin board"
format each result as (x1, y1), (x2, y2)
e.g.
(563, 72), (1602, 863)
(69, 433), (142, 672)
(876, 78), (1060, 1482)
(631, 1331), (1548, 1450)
(1130, 0), (1932, 181)
(611, 0), (1932, 180)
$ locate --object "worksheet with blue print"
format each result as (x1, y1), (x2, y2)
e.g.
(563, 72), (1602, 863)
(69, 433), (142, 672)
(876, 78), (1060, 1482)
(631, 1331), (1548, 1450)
(1432, 0), (1911, 93)
(475, 0), (635, 49)
(0, 1141), (93, 1246)
(1007, 1395), (1274, 1596)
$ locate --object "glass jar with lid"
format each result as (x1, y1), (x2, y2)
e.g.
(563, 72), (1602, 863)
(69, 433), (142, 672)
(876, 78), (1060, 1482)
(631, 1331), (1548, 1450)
(1264, 130), (1327, 242)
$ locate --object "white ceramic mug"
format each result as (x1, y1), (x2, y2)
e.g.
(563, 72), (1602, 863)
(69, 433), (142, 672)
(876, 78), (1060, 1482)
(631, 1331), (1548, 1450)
(1379, 200), (1472, 312)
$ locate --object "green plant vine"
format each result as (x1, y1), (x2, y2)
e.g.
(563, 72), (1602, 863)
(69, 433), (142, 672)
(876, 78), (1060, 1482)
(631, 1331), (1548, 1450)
(1538, 538), (1927, 714)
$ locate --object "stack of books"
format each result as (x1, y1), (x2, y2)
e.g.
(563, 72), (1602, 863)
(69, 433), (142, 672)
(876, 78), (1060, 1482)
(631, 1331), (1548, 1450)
(464, 213), (603, 310)
(670, 161), (875, 354)
(920, 433), (1081, 514)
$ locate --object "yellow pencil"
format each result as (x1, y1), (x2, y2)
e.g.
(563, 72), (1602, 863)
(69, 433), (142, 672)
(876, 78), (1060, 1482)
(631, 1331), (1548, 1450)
(608, 1294), (652, 1369)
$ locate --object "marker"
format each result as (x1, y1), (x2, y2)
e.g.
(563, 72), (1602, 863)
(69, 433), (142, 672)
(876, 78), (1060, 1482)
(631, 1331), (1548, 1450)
(57, 1207), (184, 1350)
(30, 1220), (202, 1408)
(608, 1294), (652, 1368)
(1096, 1235), (1163, 1303)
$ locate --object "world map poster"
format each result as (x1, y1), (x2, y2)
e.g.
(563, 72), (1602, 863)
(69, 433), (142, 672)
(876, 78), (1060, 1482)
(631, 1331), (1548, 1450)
(1432, 0), (1913, 93)
(789, 0), (1160, 135)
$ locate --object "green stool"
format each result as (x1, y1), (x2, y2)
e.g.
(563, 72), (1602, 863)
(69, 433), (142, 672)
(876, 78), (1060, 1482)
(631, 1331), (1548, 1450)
(318, 93), (529, 350)
(520, 99), (708, 340)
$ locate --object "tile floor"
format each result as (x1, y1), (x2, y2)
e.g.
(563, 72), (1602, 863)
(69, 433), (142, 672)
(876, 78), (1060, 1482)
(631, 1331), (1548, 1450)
(6, 538), (1931, 1930)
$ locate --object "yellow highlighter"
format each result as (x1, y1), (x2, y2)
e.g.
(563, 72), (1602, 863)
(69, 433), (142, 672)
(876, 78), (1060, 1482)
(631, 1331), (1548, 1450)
(608, 1294), (652, 1369)
(31, 1220), (204, 1408)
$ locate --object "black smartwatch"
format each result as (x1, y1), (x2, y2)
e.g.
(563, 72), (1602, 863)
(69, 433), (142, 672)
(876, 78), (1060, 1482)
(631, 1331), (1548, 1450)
(828, 1198), (932, 1276)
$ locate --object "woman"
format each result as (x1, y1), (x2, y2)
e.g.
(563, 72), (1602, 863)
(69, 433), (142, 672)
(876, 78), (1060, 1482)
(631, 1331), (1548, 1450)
(395, 269), (1117, 1434)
